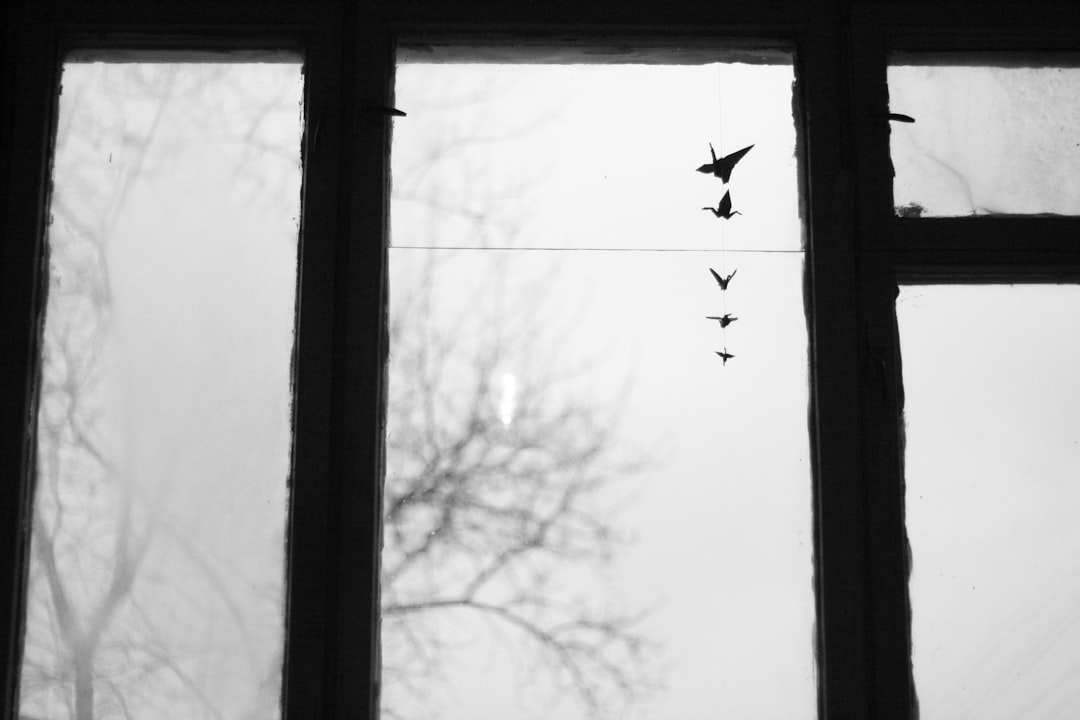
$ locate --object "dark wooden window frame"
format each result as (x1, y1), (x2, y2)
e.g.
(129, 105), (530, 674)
(851, 5), (1080, 719)
(2, 2), (1079, 719)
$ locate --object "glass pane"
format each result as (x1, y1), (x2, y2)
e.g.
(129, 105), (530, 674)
(899, 285), (1080, 718)
(385, 60), (814, 720)
(391, 62), (801, 251)
(19, 59), (303, 720)
(889, 56), (1080, 217)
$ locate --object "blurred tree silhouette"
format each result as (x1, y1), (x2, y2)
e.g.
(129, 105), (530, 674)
(382, 252), (655, 718)
(20, 63), (299, 720)
(19, 62), (657, 720)
(381, 67), (657, 720)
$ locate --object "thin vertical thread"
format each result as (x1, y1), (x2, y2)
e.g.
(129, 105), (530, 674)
(717, 65), (727, 349)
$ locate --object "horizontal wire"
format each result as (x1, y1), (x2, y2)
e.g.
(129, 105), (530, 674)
(391, 244), (804, 253)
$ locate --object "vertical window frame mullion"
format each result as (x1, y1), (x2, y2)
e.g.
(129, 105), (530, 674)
(798, 12), (876, 719)
(852, 9), (920, 718)
(0, 8), (62, 719)
(283, 8), (343, 720)
(329, 6), (394, 719)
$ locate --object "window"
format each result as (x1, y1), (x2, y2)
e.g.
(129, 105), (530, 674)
(852, 14), (1080, 715)
(385, 56), (813, 719)
(3, 3), (1079, 720)
(889, 56), (1080, 217)
(18, 57), (302, 720)
(899, 284), (1080, 718)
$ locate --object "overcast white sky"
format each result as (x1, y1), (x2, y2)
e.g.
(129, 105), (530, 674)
(900, 284), (1080, 719)
(389, 60), (814, 720)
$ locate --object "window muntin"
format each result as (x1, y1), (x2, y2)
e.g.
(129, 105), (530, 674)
(889, 55), (1080, 217)
(898, 284), (1080, 718)
(19, 58), (303, 720)
(385, 58), (814, 719)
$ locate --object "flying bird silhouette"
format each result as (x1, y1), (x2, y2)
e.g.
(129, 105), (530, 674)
(702, 191), (741, 219)
(709, 267), (737, 290)
(715, 349), (735, 365)
(706, 314), (738, 328)
(696, 143), (754, 183)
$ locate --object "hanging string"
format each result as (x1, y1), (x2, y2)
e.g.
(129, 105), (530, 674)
(716, 63), (728, 353)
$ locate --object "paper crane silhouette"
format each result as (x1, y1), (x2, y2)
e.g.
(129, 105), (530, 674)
(706, 314), (738, 328)
(715, 349), (735, 365)
(709, 267), (737, 290)
(696, 143), (754, 183)
(702, 191), (741, 219)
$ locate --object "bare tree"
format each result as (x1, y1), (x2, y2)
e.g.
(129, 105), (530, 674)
(19, 61), (659, 720)
(20, 62), (300, 720)
(381, 67), (659, 719)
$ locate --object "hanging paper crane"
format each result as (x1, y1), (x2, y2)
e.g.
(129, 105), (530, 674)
(706, 314), (738, 328)
(696, 143), (754, 183)
(702, 190), (741, 220)
(697, 135), (753, 367)
(709, 267), (736, 290)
